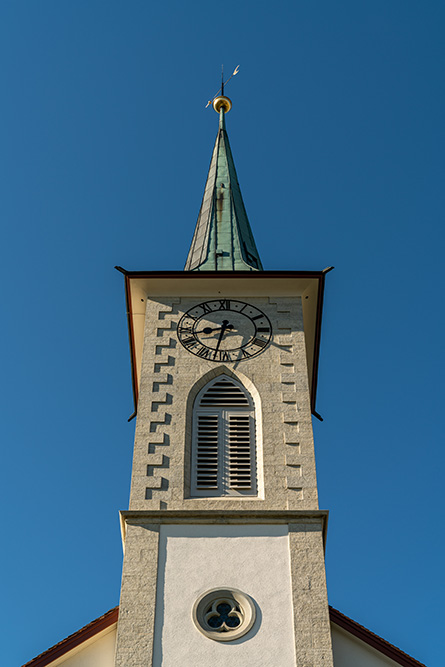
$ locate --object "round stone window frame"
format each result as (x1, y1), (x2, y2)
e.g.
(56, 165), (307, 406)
(192, 588), (256, 642)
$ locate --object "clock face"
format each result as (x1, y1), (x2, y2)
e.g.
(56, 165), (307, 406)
(177, 299), (272, 362)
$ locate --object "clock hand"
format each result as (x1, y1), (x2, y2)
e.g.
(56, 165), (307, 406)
(200, 324), (234, 335)
(214, 320), (230, 355)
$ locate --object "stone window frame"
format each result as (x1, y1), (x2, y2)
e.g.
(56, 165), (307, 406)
(192, 588), (256, 642)
(184, 367), (264, 500)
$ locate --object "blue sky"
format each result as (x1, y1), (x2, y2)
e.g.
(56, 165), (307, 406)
(1, 2), (443, 665)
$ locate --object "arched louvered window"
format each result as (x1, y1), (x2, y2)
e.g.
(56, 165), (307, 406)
(192, 375), (257, 497)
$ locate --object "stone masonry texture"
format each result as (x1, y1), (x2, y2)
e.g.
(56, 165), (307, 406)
(115, 289), (334, 666)
(128, 295), (319, 512)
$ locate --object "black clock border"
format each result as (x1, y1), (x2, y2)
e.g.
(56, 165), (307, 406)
(177, 299), (272, 362)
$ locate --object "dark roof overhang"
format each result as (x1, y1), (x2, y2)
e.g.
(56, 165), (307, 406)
(115, 268), (333, 419)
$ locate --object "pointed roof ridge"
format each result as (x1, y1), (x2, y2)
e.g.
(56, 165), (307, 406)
(185, 102), (263, 272)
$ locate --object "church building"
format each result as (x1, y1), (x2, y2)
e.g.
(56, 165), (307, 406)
(23, 95), (425, 667)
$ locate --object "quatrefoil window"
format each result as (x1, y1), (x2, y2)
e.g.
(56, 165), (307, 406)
(193, 588), (256, 642)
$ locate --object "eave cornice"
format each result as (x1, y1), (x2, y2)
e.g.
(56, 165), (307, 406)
(116, 267), (333, 420)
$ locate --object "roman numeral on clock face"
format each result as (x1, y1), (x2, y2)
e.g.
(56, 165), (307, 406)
(196, 345), (212, 359)
(252, 338), (268, 348)
(182, 337), (197, 349)
(213, 349), (231, 361)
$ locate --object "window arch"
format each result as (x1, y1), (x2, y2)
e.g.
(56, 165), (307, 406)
(192, 375), (257, 497)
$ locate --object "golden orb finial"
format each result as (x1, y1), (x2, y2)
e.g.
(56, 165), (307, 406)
(213, 95), (232, 114)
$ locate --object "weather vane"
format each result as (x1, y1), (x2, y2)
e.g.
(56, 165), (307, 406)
(205, 65), (240, 109)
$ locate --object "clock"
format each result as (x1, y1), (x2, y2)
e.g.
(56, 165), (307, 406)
(177, 299), (272, 362)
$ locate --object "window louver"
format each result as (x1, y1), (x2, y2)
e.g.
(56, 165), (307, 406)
(228, 415), (252, 489)
(199, 378), (250, 407)
(196, 414), (219, 489)
(192, 375), (257, 497)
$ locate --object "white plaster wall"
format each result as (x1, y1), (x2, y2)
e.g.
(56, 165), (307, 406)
(331, 624), (401, 667)
(153, 524), (296, 667)
(48, 626), (116, 667)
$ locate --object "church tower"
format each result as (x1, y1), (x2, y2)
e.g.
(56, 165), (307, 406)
(114, 95), (334, 666)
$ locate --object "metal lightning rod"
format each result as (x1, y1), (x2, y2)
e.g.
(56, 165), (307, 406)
(205, 65), (240, 108)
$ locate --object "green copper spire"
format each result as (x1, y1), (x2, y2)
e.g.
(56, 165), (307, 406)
(185, 98), (263, 271)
